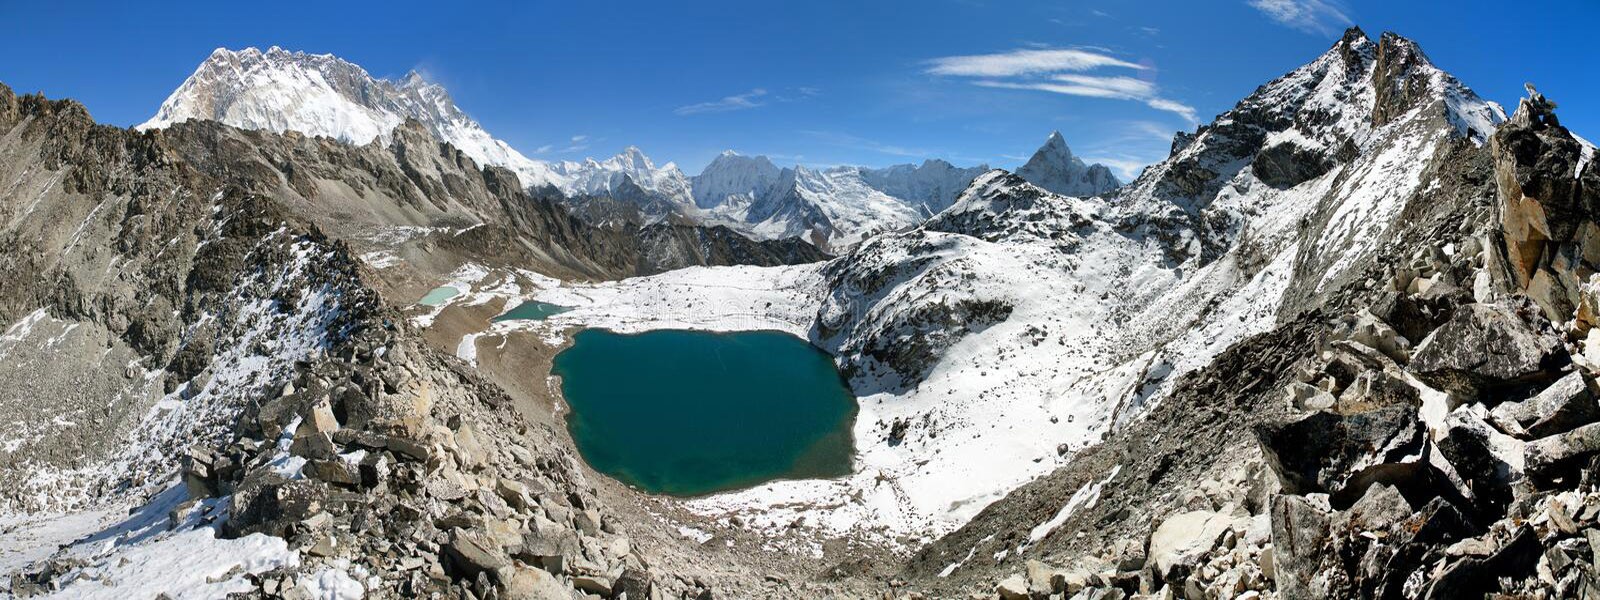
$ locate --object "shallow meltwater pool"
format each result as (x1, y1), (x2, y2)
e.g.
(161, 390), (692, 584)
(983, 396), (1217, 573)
(551, 329), (857, 496)
(417, 286), (460, 307)
(493, 300), (570, 322)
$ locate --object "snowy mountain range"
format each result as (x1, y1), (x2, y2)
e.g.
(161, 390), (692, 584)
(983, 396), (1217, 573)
(16, 22), (1600, 600)
(138, 46), (1121, 250)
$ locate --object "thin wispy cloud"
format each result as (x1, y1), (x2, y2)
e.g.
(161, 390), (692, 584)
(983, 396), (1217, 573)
(1246, 0), (1351, 36)
(534, 134), (593, 155)
(674, 87), (819, 116)
(928, 47), (1196, 122)
(675, 89), (768, 115)
(926, 48), (1143, 77)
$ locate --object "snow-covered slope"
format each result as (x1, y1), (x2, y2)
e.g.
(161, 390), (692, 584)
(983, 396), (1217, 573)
(1014, 131), (1121, 197)
(532, 28), (1507, 540)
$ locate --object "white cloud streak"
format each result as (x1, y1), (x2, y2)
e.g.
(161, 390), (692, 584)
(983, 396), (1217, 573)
(674, 88), (768, 116)
(674, 86), (819, 116)
(926, 46), (1197, 123)
(1246, 0), (1351, 36)
(925, 48), (1144, 77)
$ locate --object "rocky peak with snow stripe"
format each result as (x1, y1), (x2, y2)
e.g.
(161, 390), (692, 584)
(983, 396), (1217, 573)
(1112, 27), (1503, 268)
(1014, 131), (1121, 197)
(924, 169), (1100, 245)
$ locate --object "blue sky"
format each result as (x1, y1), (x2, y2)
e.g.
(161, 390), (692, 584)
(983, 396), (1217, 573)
(1, 1), (1594, 178)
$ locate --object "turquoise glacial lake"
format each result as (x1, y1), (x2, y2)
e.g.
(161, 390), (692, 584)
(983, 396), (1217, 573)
(552, 329), (856, 496)
(418, 286), (460, 307)
(493, 300), (570, 322)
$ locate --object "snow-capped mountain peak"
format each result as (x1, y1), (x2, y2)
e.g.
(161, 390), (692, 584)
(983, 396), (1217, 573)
(138, 46), (579, 193)
(692, 151), (784, 209)
(1014, 130), (1121, 197)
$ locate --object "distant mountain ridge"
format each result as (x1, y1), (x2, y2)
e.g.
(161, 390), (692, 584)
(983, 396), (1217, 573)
(139, 46), (1124, 250)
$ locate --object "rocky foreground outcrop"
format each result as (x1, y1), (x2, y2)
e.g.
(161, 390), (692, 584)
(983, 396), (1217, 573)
(961, 86), (1600, 600)
(0, 84), (728, 599)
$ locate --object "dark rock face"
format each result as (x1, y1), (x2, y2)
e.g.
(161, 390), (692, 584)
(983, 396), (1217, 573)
(1407, 302), (1569, 401)
(635, 222), (829, 273)
(1370, 33), (1435, 128)
(1254, 405), (1430, 507)
(1251, 139), (1334, 189)
(1491, 87), (1600, 321)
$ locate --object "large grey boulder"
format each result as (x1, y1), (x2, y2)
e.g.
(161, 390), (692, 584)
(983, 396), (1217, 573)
(1146, 510), (1250, 580)
(1524, 421), (1600, 483)
(1489, 371), (1600, 438)
(1422, 526), (1542, 599)
(443, 527), (511, 579)
(1269, 495), (1347, 600)
(1408, 302), (1568, 401)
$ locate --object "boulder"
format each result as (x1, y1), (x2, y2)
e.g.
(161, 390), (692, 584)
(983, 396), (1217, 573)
(502, 566), (568, 599)
(1490, 371), (1600, 438)
(1338, 483), (1411, 532)
(443, 527), (510, 579)
(226, 474), (327, 537)
(452, 422), (489, 469)
(1422, 526), (1542, 599)
(1254, 405), (1430, 507)
(306, 399), (340, 434)
(1269, 495), (1347, 600)
(1334, 369), (1419, 415)
(1525, 421), (1600, 483)
(1284, 382), (1335, 412)
(1437, 405), (1525, 513)
(1331, 310), (1412, 364)
(358, 451), (390, 488)
(386, 435), (435, 463)
(289, 428), (337, 460)
(1368, 290), (1460, 346)
(573, 574), (613, 595)
(996, 574), (1030, 600)
(303, 459), (360, 486)
(1147, 510), (1249, 579)
(182, 448), (218, 498)
(1408, 302), (1568, 401)
(613, 567), (654, 600)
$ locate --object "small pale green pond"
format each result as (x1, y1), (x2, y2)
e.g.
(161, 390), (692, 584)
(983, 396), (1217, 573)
(418, 286), (460, 307)
(493, 300), (570, 322)
(552, 329), (856, 496)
